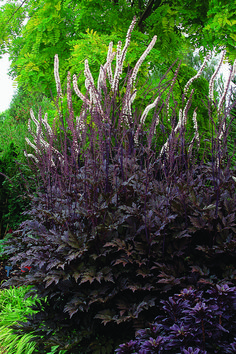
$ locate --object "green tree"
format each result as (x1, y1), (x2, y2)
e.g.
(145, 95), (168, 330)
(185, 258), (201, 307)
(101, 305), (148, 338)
(0, 0), (235, 143)
(1, 0), (235, 100)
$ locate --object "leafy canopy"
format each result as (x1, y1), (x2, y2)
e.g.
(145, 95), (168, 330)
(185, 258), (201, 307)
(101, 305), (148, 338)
(1, 0), (236, 99)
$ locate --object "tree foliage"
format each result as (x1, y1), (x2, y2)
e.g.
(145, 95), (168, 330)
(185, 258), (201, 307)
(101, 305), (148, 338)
(1, 0), (236, 102)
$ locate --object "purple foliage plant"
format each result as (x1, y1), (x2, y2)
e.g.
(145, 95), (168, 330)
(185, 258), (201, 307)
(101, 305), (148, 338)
(3, 17), (236, 353)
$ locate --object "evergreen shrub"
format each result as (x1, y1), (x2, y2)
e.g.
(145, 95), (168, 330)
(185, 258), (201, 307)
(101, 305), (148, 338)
(3, 18), (236, 353)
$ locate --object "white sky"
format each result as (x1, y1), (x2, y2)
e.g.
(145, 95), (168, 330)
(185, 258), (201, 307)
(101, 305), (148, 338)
(0, 53), (16, 113)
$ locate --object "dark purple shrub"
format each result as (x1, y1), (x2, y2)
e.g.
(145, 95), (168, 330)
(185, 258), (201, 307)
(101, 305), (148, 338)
(116, 285), (236, 353)
(3, 19), (236, 353)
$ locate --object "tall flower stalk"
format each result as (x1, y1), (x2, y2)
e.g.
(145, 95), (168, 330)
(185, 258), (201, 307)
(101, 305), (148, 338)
(26, 18), (236, 171)
(24, 18), (236, 182)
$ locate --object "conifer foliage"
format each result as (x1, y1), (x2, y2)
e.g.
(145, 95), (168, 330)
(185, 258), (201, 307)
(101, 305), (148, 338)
(4, 18), (236, 353)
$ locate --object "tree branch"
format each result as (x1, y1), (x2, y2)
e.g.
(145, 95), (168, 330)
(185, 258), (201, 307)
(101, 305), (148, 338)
(137, 0), (162, 31)
(7, 0), (28, 23)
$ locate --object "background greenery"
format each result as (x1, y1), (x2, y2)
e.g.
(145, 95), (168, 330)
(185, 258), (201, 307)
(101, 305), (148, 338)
(0, 111), (32, 236)
(1, 0), (236, 107)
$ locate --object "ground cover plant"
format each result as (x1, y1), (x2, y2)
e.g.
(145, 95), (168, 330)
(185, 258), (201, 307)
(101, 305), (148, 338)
(0, 285), (39, 354)
(0, 284), (67, 354)
(3, 18), (236, 353)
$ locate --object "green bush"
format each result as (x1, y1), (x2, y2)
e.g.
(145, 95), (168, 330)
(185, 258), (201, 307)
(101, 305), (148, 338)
(0, 113), (35, 236)
(7, 87), (55, 124)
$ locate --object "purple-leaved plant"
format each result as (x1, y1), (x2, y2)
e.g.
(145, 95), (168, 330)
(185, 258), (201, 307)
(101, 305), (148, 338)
(116, 285), (236, 353)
